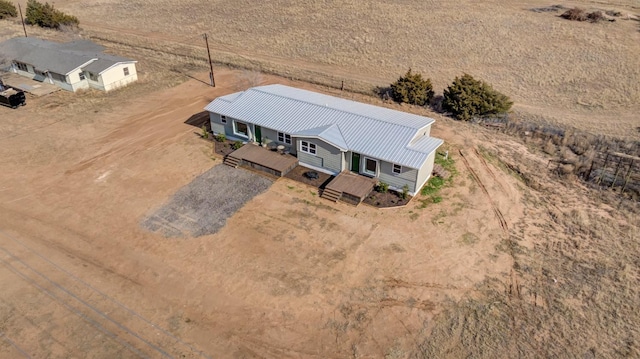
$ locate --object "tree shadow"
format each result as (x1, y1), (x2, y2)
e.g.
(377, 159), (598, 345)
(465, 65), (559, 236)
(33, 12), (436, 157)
(373, 85), (392, 101)
(184, 111), (210, 130)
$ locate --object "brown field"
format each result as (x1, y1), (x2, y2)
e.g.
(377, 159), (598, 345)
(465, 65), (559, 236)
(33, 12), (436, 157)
(0, 0), (639, 358)
(7, 0), (640, 139)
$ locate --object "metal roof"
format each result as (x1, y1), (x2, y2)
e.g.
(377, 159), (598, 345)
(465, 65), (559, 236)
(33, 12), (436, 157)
(293, 124), (348, 150)
(204, 84), (442, 168)
(0, 37), (135, 75)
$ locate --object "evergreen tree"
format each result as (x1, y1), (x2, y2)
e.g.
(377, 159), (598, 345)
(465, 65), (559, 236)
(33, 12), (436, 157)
(390, 69), (434, 106)
(0, 0), (17, 19)
(442, 74), (512, 121)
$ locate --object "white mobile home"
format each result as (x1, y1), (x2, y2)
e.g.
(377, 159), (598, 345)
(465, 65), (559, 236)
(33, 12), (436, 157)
(0, 37), (137, 92)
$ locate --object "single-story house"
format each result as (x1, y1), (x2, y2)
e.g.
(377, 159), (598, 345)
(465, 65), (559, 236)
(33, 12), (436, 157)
(0, 37), (137, 92)
(205, 84), (443, 196)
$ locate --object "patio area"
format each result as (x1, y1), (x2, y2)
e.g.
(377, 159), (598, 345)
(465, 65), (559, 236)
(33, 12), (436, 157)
(224, 144), (298, 177)
(321, 171), (377, 204)
(0, 72), (60, 96)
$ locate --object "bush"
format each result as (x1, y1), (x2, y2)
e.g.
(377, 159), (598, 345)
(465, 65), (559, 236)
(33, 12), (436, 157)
(201, 125), (209, 139)
(231, 140), (243, 150)
(0, 0), (17, 19)
(560, 7), (587, 21)
(442, 74), (513, 121)
(390, 69), (434, 106)
(214, 133), (226, 142)
(401, 184), (409, 200)
(26, 0), (79, 29)
(376, 182), (389, 193)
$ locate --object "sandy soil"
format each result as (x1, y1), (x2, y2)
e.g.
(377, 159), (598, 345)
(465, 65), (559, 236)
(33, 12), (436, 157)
(0, 68), (526, 357)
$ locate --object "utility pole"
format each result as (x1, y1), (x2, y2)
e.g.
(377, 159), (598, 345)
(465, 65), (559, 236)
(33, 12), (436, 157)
(203, 33), (215, 87)
(19, 4), (28, 37)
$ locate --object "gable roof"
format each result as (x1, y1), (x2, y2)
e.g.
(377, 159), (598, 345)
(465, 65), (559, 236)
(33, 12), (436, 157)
(0, 37), (135, 75)
(204, 84), (443, 168)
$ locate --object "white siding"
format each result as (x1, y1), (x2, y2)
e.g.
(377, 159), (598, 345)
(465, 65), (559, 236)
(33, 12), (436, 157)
(414, 151), (437, 195)
(67, 68), (89, 92)
(98, 63), (138, 92)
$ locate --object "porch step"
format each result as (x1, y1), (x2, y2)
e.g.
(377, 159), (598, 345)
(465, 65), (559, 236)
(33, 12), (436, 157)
(321, 188), (342, 202)
(223, 155), (241, 168)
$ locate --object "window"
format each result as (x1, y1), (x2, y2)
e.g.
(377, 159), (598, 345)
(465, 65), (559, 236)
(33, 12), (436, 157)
(220, 115), (227, 124)
(15, 62), (28, 72)
(364, 157), (378, 176)
(392, 164), (402, 174)
(234, 121), (249, 137)
(123, 67), (130, 76)
(79, 72), (86, 81)
(277, 132), (291, 144)
(300, 140), (317, 155)
(50, 72), (67, 83)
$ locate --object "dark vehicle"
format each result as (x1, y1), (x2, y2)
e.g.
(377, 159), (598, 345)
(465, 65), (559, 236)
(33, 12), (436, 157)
(0, 80), (26, 109)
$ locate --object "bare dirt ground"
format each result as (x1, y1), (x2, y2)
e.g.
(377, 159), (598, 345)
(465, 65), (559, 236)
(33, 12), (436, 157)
(0, 67), (520, 357)
(1, 66), (636, 357)
(0, 0), (638, 357)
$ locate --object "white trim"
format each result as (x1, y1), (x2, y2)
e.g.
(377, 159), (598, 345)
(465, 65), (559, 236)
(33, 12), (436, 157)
(96, 61), (138, 75)
(298, 162), (338, 176)
(299, 140), (317, 155)
(293, 135), (347, 151)
(392, 163), (402, 175)
(363, 157), (379, 177)
(233, 120), (250, 138)
(277, 131), (292, 145)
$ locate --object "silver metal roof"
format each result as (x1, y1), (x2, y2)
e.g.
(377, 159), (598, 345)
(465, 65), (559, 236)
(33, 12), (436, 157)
(0, 37), (135, 75)
(205, 84), (442, 168)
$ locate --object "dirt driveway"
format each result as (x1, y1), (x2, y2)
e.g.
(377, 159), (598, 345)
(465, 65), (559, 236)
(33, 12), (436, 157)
(0, 69), (520, 357)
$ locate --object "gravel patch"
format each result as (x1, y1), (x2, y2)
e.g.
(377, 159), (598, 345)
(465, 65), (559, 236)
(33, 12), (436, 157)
(142, 165), (273, 237)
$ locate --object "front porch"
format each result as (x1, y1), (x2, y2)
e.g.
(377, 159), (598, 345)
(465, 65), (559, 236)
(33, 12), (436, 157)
(224, 144), (298, 177)
(321, 171), (377, 205)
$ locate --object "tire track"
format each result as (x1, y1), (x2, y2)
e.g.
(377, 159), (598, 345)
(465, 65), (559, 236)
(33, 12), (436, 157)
(472, 148), (506, 192)
(459, 149), (508, 233)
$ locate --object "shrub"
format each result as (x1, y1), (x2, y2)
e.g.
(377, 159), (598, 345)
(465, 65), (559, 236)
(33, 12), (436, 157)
(376, 182), (389, 193)
(0, 0), (17, 19)
(26, 0), (79, 29)
(201, 124), (209, 139)
(401, 184), (409, 200)
(561, 7), (587, 21)
(442, 74), (513, 121)
(231, 140), (243, 150)
(214, 133), (226, 142)
(390, 69), (434, 106)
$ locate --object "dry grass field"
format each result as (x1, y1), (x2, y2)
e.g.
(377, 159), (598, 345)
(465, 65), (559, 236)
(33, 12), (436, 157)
(0, 0), (639, 358)
(34, 0), (640, 140)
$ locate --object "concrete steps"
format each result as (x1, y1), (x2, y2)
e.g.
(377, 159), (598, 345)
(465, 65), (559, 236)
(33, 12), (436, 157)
(223, 155), (241, 168)
(321, 188), (342, 202)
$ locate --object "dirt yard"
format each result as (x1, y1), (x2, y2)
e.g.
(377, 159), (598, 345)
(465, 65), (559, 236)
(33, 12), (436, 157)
(0, 1), (638, 357)
(0, 67), (517, 357)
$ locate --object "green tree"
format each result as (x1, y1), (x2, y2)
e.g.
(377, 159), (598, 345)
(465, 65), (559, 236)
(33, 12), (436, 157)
(390, 69), (434, 106)
(0, 0), (17, 19)
(25, 0), (78, 29)
(442, 74), (513, 121)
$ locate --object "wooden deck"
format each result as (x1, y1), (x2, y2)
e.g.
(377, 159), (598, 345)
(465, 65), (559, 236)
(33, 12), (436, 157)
(226, 144), (298, 177)
(323, 171), (377, 204)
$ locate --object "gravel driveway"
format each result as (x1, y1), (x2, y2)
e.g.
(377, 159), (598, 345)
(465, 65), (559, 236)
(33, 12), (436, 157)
(142, 165), (273, 237)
